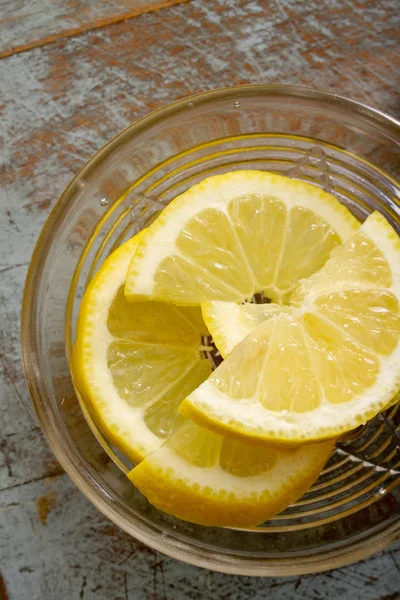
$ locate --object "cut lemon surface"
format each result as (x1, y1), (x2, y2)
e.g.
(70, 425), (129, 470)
(181, 212), (400, 444)
(73, 236), (212, 463)
(125, 170), (359, 306)
(129, 420), (334, 527)
(202, 301), (292, 357)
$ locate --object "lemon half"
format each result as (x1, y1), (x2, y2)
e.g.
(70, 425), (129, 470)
(125, 171), (359, 306)
(181, 212), (400, 444)
(73, 236), (211, 463)
(129, 420), (334, 527)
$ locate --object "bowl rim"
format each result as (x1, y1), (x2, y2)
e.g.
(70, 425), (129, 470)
(21, 83), (400, 576)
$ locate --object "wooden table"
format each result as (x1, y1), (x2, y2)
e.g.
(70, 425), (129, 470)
(1, 1), (399, 598)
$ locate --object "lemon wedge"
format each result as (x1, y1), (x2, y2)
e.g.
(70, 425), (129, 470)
(181, 212), (400, 443)
(129, 420), (334, 527)
(73, 236), (212, 463)
(125, 171), (358, 306)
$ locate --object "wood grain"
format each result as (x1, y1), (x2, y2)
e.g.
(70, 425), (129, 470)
(0, 0), (400, 598)
(2, 0), (399, 248)
(0, 475), (399, 599)
(0, 0), (190, 58)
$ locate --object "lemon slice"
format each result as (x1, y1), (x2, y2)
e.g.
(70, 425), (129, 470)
(202, 301), (292, 357)
(180, 212), (400, 443)
(73, 236), (212, 463)
(129, 420), (334, 527)
(125, 171), (359, 306)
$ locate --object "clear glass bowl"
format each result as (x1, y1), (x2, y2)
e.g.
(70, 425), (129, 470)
(21, 85), (400, 576)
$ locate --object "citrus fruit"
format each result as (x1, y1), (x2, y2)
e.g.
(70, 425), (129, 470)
(129, 420), (334, 527)
(202, 301), (292, 357)
(125, 170), (359, 306)
(73, 235), (212, 463)
(180, 212), (400, 444)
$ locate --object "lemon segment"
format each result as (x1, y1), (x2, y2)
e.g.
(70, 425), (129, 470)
(180, 212), (400, 443)
(129, 420), (334, 527)
(201, 301), (292, 357)
(73, 236), (212, 463)
(125, 171), (359, 306)
(292, 215), (394, 306)
(313, 290), (400, 357)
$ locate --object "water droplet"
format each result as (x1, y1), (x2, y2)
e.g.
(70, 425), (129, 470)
(187, 102), (194, 108)
(233, 100), (240, 108)
(100, 198), (109, 206)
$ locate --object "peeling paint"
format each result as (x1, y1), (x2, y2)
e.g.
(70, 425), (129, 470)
(36, 491), (57, 525)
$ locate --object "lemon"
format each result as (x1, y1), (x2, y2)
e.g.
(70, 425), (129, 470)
(125, 171), (359, 306)
(129, 420), (334, 527)
(202, 301), (292, 357)
(73, 236), (212, 463)
(180, 212), (400, 444)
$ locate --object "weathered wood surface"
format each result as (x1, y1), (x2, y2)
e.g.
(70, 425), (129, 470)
(1, 0), (399, 598)
(0, 0), (189, 58)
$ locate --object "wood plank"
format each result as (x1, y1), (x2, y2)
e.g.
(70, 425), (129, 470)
(1, 476), (399, 599)
(1, 0), (399, 241)
(0, 0), (190, 58)
(1, 0), (400, 597)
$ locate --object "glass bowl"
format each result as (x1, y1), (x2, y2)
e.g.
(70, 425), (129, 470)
(21, 84), (400, 576)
